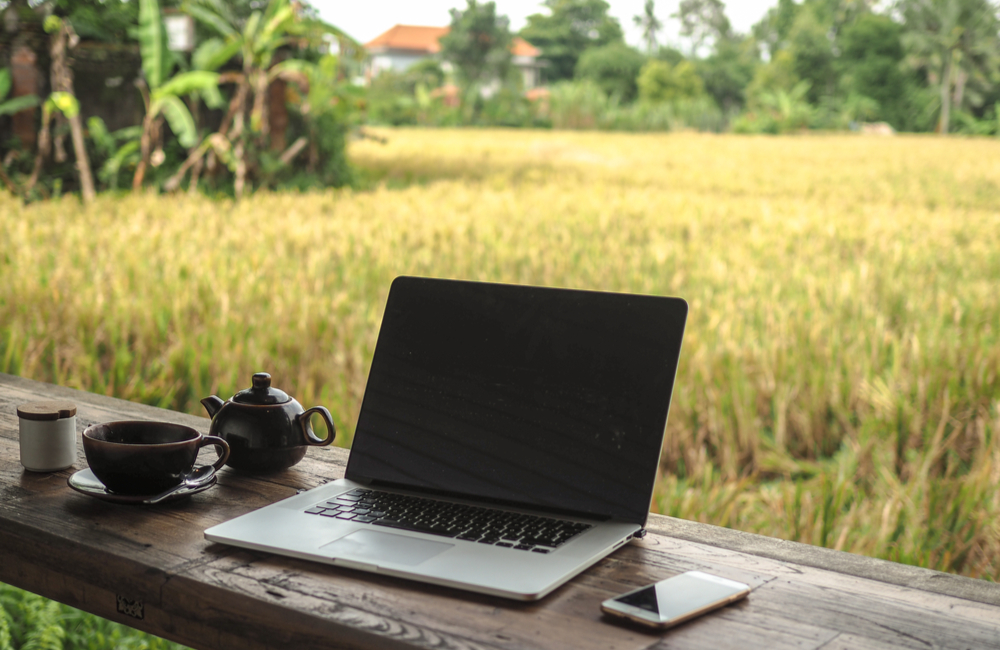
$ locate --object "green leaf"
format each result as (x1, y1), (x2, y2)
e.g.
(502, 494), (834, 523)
(152, 70), (220, 100)
(192, 37), (240, 71)
(0, 94), (40, 117)
(259, 4), (295, 46)
(111, 125), (144, 142)
(0, 68), (10, 101)
(243, 11), (262, 48)
(43, 15), (62, 34)
(200, 84), (225, 110)
(45, 92), (79, 118)
(100, 140), (140, 188)
(182, 2), (238, 39)
(138, 0), (169, 89)
(87, 116), (113, 155)
(154, 95), (198, 147)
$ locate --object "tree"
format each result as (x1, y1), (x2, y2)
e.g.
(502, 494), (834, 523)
(438, 0), (512, 91)
(696, 36), (759, 113)
(751, 0), (798, 58)
(574, 42), (646, 101)
(633, 0), (663, 54)
(837, 12), (922, 129)
(637, 59), (705, 103)
(786, 3), (837, 103)
(181, 0), (358, 196)
(132, 0), (222, 191)
(520, 0), (624, 82)
(674, 0), (733, 54)
(899, 0), (1000, 133)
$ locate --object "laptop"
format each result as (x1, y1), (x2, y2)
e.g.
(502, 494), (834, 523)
(205, 276), (688, 601)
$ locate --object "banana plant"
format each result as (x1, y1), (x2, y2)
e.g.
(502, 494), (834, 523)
(0, 68), (40, 117)
(181, 0), (361, 196)
(132, 0), (223, 190)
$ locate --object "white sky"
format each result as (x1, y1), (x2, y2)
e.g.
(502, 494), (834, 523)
(311, 1), (778, 50)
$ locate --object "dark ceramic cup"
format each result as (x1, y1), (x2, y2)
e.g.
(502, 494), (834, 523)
(82, 421), (230, 495)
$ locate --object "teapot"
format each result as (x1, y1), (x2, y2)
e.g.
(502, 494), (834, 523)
(201, 372), (335, 472)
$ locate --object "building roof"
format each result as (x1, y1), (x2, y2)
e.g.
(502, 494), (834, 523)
(511, 37), (540, 58)
(365, 25), (448, 53)
(365, 24), (539, 58)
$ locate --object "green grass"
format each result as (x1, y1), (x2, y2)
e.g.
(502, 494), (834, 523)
(1, 127), (998, 646)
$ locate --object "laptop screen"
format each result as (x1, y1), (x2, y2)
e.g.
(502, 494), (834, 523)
(345, 277), (688, 525)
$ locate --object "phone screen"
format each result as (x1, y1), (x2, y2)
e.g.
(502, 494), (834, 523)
(612, 572), (748, 622)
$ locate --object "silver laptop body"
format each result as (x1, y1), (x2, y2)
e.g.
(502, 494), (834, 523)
(206, 277), (688, 601)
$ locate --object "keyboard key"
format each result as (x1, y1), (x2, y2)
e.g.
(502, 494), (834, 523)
(495, 542), (514, 548)
(336, 513), (357, 520)
(354, 515), (376, 523)
(532, 548), (550, 554)
(514, 544), (533, 551)
(373, 519), (457, 538)
(305, 507), (326, 515)
(336, 494), (361, 502)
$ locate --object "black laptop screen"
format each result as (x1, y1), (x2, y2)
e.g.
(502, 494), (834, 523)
(345, 277), (688, 525)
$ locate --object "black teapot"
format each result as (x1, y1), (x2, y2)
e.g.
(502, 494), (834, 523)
(201, 373), (335, 472)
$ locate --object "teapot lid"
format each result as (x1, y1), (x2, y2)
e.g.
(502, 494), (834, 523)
(232, 373), (291, 405)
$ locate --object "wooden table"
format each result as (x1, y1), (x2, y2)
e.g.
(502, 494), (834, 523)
(2, 372), (999, 650)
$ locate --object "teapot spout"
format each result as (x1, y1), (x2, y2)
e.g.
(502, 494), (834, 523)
(201, 395), (225, 419)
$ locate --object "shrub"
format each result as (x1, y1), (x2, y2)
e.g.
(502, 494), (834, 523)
(638, 60), (705, 104)
(574, 42), (647, 103)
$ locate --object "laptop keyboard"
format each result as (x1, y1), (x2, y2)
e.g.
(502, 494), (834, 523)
(305, 488), (592, 553)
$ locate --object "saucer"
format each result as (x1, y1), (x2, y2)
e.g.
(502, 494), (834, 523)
(67, 468), (217, 504)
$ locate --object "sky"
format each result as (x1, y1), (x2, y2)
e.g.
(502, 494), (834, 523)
(310, 1), (779, 50)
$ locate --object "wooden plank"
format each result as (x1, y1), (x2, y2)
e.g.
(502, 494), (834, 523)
(4, 372), (1000, 650)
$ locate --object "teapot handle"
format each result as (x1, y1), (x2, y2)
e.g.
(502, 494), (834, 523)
(296, 406), (336, 446)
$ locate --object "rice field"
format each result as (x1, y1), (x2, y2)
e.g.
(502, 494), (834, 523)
(2, 128), (999, 580)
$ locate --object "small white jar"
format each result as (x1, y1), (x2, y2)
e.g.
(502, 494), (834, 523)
(17, 401), (78, 472)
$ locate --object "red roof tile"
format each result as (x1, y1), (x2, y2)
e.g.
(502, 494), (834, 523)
(365, 25), (539, 58)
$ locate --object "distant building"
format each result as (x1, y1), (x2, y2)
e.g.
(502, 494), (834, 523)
(365, 24), (543, 90)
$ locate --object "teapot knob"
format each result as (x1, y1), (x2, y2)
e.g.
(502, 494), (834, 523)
(252, 373), (271, 390)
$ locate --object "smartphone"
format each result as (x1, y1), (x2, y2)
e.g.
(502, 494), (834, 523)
(601, 571), (750, 630)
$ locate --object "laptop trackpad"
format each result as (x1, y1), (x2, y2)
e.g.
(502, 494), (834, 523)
(322, 529), (453, 566)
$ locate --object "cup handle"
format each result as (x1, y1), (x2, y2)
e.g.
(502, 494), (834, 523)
(198, 435), (230, 471)
(296, 406), (336, 446)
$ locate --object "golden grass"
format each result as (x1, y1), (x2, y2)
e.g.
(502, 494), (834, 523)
(2, 128), (998, 578)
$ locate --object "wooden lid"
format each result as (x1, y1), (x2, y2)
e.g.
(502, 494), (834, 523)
(16, 401), (77, 421)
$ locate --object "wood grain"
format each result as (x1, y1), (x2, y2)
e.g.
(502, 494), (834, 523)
(2, 372), (1000, 650)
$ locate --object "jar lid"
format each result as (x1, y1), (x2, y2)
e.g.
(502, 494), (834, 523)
(231, 373), (290, 405)
(17, 401), (77, 421)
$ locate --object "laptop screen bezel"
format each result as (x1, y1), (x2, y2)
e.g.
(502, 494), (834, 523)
(344, 276), (688, 526)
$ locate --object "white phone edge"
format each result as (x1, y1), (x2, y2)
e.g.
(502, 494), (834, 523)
(600, 570), (750, 630)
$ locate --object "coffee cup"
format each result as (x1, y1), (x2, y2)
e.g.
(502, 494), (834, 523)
(82, 421), (230, 495)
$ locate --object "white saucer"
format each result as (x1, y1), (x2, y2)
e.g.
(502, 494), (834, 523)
(67, 468), (217, 504)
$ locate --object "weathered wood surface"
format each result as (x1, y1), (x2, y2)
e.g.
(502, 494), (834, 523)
(1, 372), (998, 650)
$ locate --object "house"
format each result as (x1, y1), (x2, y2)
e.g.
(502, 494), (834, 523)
(365, 24), (543, 90)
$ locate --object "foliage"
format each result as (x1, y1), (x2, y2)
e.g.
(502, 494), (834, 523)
(87, 117), (142, 190)
(0, 68), (39, 117)
(4, 128), (1000, 580)
(732, 81), (813, 133)
(519, 0), (624, 82)
(547, 80), (612, 128)
(0, 582), (188, 650)
(633, 0), (663, 54)
(786, 3), (837, 104)
(638, 59), (705, 104)
(51, 0), (139, 43)
(574, 42), (646, 102)
(836, 13), (924, 130)
(694, 36), (758, 113)
(438, 0), (512, 92)
(899, 0), (1000, 133)
(674, 0), (733, 52)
